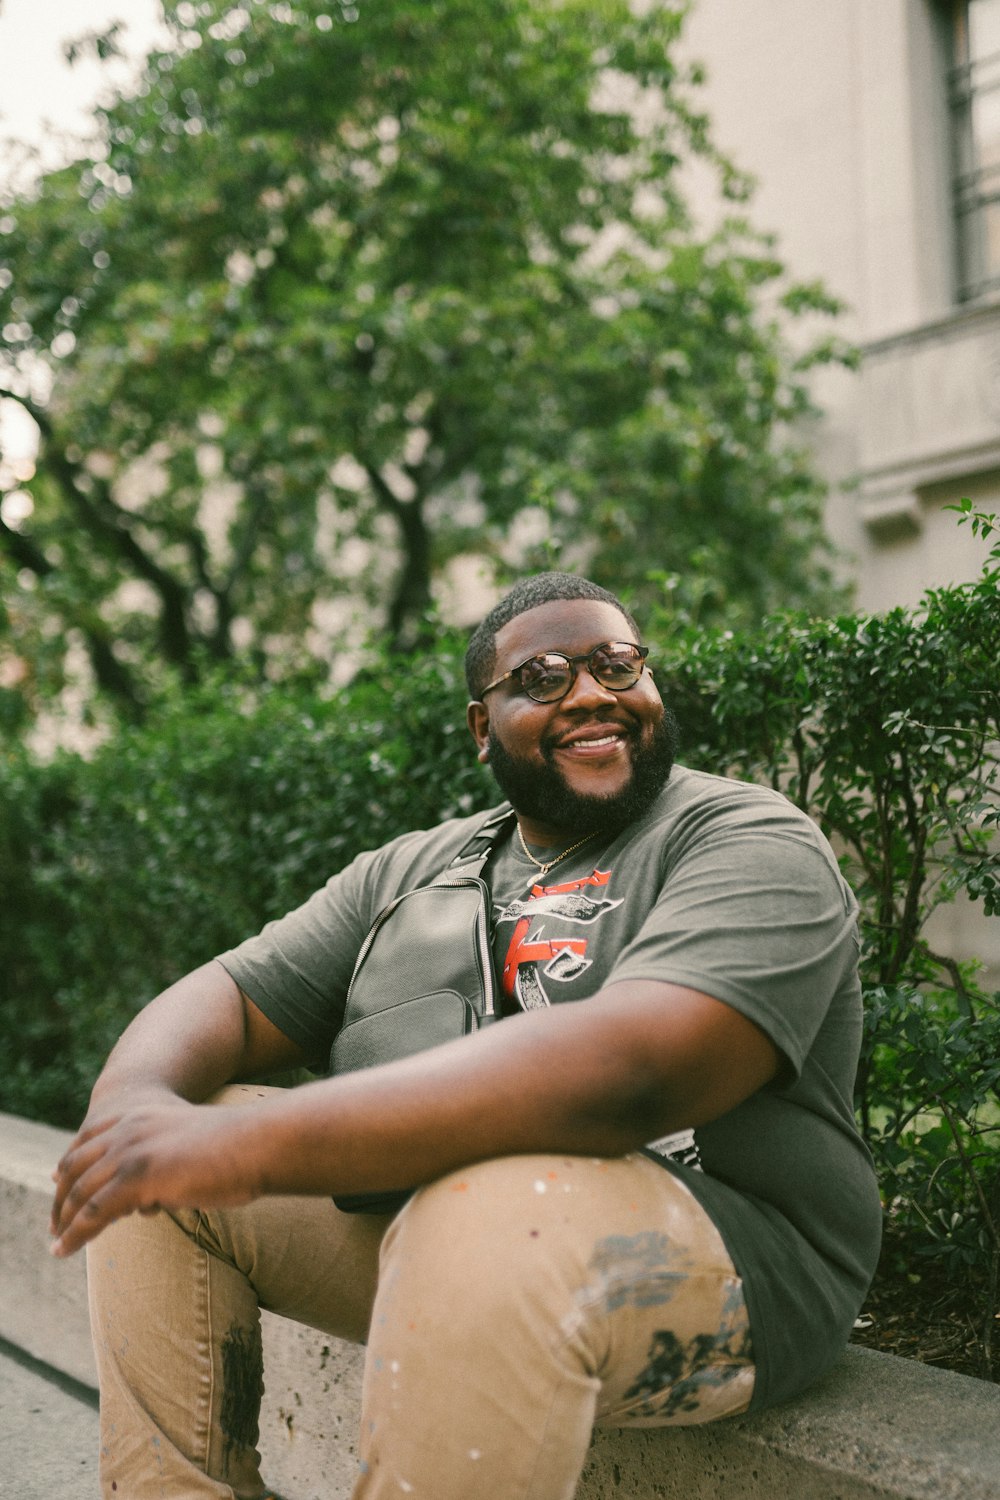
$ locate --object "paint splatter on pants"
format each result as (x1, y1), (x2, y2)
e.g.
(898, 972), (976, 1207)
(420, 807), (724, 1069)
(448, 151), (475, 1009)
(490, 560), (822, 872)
(86, 1087), (754, 1499)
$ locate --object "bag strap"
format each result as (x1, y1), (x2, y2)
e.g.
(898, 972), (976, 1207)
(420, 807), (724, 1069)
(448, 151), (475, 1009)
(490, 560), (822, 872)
(443, 803), (517, 879)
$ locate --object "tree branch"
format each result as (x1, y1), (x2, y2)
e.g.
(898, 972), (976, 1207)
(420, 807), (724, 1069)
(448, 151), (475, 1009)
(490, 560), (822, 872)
(364, 463), (432, 648)
(10, 392), (198, 677)
(0, 513), (144, 713)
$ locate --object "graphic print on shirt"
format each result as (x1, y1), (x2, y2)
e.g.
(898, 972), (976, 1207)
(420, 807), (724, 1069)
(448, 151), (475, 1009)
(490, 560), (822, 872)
(494, 865), (705, 1174)
(496, 867), (623, 1012)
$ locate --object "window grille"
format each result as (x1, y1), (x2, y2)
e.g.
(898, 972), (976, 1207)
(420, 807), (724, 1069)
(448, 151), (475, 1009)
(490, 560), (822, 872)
(950, 0), (1000, 297)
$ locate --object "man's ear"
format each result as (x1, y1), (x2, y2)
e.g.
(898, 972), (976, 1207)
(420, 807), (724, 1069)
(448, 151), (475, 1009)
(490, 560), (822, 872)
(467, 700), (491, 763)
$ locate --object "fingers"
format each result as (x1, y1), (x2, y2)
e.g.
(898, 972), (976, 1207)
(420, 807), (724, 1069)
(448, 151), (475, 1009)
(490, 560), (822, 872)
(48, 1103), (260, 1257)
(49, 1117), (118, 1235)
(50, 1130), (156, 1258)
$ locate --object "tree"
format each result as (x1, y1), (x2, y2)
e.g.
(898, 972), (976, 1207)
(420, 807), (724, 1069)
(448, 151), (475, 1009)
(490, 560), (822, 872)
(0, 0), (848, 725)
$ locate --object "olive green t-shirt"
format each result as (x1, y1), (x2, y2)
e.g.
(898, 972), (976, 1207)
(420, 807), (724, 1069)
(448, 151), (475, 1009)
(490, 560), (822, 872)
(218, 765), (881, 1410)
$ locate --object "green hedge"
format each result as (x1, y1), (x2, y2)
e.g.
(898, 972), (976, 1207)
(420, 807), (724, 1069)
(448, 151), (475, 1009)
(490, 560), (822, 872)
(0, 640), (493, 1125)
(1, 516), (998, 1361)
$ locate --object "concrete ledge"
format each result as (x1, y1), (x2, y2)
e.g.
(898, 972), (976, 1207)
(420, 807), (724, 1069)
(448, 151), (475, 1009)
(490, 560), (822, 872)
(3, 1111), (999, 1500)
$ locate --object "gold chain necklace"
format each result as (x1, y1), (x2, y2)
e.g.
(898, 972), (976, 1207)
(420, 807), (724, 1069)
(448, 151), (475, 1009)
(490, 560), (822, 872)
(516, 824), (596, 878)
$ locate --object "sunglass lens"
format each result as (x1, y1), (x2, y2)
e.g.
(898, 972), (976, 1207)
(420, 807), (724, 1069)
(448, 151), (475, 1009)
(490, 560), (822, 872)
(592, 646), (642, 688)
(520, 656), (572, 701)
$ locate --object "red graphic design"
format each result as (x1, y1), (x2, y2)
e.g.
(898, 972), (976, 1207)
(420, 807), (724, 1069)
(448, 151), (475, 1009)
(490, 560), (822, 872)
(497, 867), (622, 1010)
(502, 923), (588, 995)
(527, 868), (613, 899)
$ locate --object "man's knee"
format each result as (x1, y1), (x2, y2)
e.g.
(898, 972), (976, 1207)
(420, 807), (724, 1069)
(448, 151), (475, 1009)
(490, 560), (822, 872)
(378, 1154), (621, 1331)
(398, 1154), (602, 1254)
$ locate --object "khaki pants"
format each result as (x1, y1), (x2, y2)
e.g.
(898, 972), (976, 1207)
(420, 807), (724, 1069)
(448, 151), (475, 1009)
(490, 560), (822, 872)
(86, 1087), (754, 1499)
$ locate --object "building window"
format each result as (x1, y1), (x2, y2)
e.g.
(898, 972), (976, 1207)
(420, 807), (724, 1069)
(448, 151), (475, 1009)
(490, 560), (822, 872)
(950, 0), (1000, 297)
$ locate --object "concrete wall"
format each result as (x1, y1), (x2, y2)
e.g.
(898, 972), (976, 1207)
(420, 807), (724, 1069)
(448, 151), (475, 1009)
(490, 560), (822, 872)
(679, 0), (1000, 610)
(4, 1112), (1000, 1500)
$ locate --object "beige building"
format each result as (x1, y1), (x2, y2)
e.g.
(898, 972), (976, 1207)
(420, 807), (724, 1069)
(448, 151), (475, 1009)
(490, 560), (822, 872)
(681, 0), (1000, 607)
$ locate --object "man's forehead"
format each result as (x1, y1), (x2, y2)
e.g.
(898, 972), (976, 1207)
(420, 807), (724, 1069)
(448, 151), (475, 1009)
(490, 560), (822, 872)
(493, 598), (636, 666)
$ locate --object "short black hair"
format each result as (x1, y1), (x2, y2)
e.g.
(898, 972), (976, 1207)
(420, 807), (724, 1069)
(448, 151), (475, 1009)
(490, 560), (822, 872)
(464, 572), (639, 699)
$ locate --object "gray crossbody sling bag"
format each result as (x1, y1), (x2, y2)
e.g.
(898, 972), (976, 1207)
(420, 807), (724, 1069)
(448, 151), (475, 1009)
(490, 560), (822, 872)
(329, 805), (515, 1213)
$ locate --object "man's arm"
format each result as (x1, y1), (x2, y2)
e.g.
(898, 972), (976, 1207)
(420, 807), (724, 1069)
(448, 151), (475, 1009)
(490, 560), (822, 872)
(81, 959), (315, 1114)
(49, 960), (315, 1245)
(50, 976), (777, 1256)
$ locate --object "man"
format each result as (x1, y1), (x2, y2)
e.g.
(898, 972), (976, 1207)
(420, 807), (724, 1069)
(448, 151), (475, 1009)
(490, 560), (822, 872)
(51, 572), (881, 1500)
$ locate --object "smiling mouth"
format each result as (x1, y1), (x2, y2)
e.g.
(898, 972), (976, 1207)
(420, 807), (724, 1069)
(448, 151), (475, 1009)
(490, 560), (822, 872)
(549, 724), (634, 758)
(560, 734), (624, 752)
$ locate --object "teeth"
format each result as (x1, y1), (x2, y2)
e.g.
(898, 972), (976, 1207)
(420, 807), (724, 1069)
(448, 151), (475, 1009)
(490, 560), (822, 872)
(566, 734), (620, 749)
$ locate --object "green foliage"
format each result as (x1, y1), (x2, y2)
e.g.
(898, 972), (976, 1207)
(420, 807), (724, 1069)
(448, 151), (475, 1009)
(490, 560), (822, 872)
(654, 533), (999, 991)
(0, 0), (846, 731)
(0, 634), (495, 1124)
(859, 983), (1000, 1288)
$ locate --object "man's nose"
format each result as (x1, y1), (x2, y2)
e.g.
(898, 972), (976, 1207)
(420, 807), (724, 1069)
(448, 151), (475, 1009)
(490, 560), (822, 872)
(559, 664), (619, 709)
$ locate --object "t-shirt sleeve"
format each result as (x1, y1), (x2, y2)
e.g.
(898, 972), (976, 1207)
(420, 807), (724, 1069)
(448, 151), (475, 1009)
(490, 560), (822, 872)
(216, 850), (385, 1060)
(605, 824), (860, 1077)
(215, 815), (487, 1060)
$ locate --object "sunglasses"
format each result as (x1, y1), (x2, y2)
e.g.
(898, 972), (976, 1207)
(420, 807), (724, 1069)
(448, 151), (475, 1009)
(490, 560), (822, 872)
(481, 641), (650, 703)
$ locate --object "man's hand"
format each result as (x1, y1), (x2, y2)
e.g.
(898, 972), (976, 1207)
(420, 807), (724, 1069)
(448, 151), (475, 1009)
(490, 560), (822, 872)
(50, 1096), (262, 1259)
(47, 962), (314, 1259)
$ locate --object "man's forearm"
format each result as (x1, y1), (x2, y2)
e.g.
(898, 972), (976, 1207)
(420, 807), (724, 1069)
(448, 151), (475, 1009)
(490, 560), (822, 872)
(240, 979), (779, 1200)
(50, 976), (777, 1257)
(53, 984), (666, 1257)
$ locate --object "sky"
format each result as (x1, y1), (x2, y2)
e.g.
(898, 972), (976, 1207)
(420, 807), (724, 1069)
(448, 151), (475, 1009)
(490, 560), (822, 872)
(0, 0), (164, 184)
(0, 1), (164, 462)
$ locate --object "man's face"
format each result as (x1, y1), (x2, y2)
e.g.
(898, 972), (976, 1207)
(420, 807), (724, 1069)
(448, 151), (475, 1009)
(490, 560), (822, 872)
(466, 598), (676, 841)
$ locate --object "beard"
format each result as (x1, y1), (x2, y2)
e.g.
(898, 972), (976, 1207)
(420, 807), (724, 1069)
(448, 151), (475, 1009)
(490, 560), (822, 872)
(486, 704), (679, 838)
